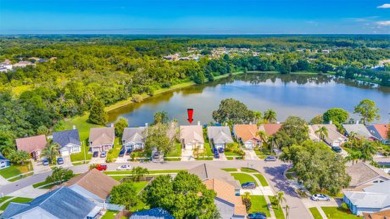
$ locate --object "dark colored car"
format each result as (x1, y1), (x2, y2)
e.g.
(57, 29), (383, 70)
(241, 182), (256, 189)
(42, 158), (49, 166)
(332, 146), (342, 153)
(100, 151), (107, 158)
(248, 212), (267, 219)
(93, 151), (99, 158)
(125, 148), (132, 155)
(264, 156), (277, 162)
(218, 147), (224, 153)
(118, 148), (125, 157)
(57, 157), (64, 165)
(214, 151), (220, 158)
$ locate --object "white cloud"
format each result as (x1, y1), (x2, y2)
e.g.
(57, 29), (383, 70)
(376, 21), (390, 26)
(377, 3), (390, 8)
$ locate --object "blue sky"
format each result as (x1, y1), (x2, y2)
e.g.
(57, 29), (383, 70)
(0, 0), (389, 34)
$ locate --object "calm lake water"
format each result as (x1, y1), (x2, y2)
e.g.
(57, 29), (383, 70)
(108, 74), (390, 126)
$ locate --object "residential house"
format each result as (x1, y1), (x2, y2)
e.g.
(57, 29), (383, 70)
(122, 127), (146, 151)
(346, 162), (390, 190)
(12, 61), (35, 68)
(207, 126), (234, 149)
(311, 124), (348, 147)
(344, 180), (390, 215)
(89, 127), (115, 152)
(343, 124), (374, 140)
(308, 125), (321, 142)
(61, 169), (120, 208)
(0, 152), (10, 169)
(204, 178), (247, 219)
(130, 208), (174, 219)
(258, 124), (282, 137)
(52, 128), (81, 156)
(233, 124), (260, 149)
(180, 125), (204, 150)
(363, 209), (390, 219)
(367, 124), (389, 145)
(1, 187), (102, 219)
(15, 135), (47, 159)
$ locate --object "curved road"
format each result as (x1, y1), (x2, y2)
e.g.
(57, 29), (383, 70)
(0, 160), (312, 219)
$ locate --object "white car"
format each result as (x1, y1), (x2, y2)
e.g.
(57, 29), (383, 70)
(311, 194), (330, 201)
(116, 164), (132, 170)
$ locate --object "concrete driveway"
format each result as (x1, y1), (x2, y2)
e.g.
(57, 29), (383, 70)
(31, 159), (51, 174)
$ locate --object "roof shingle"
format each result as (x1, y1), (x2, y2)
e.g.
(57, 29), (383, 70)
(15, 135), (47, 153)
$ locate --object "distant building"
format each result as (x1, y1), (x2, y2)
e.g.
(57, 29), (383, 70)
(311, 124), (347, 147)
(233, 124), (260, 149)
(52, 128), (81, 156)
(258, 123), (282, 136)
(122, 126), (147, 151)
(366, 124), (389, 145)
(343, 124), (374, 140)
(0, 152), (10, 169)
(207, 126), (234, 149)
(89, 127), (115, 152)
(130, 208), (174, 219)
(346, 162), (390, 190)
(13, 61), (34, 68)
(15, 135), (47, 160)
(180, 125), (204, 150)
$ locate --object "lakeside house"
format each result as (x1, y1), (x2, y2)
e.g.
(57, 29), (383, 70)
(122, 126), (147, 151)
(366, 124), (389, 145)
(1, 187), (102, 219)
(346, 162), (390, 190)
(89, 127), (115, 152)
(0, 152), (10, 169)
(52, 128), (81, 156)
(130, 208), (174, 219)
(258, 123), (282, 137)
(363, 210), (390, 219)
(15, 135), (47, 160)
(343, 124), (374, 140)
(311, 124), (347, 147)
(308, 125), (321, 142)
(180, 125), (204, 150)
(207, 126), (234, 149)
(233, 124), (260, 149)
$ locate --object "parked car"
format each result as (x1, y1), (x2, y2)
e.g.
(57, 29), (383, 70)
(95, 164), (107, 171)
(332, 146), (342, 153)
(42, 158), (49, 166)
(214, 151), (220, 159)
(248, 212), (267, 219)
(218, 147), (224, 153)
(153, 152), (160, 159)
(311, 194), (330, 201)
(100, 151), (107, 158)
(118, 148), (125, 157)
(57, 157), (64, 165)
(264, 156), (277, 161)
(92, 151), (99, 158)
(241, 182), (256, 189)
(117, 164), (132, 170)
(125, 148), (132, 155)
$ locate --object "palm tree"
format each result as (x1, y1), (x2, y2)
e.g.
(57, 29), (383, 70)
(315, 126), (328, 141)
(276, 191), (285, 209)
(257, 130), (269, 149)
(360, 141), (377, 162)
(9, 150), (30, 165)
(41, 143), (60, 164)
(285, 205), (290, 219)
(345, 151), (362, 164)
(253, 111), (263, 125)
(263, 109), (277, 124)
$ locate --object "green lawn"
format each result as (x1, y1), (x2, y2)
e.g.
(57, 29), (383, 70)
(202, 142), (214, 156)
(0, 163), (32, 179)
(241, 168), (258, 173)
(101, 210), (119, 219)
(231, 173), (258, 186)
(165, 142), (182, 157)
(309, 207), (323, 219)
(225, 151), (242, 156)
(0, 196), (12, 204)
(222, 168), (238, 172)
(248, 195), (270, 217)
(254, 174), (269, 186)
(0, 197), (33, 210)
(322, 205), (360, 219)
(134, 181), (149, 194)
(269, 196), (285, 219)
(105, 169), (184, 175)
(254, 148), (271, 159)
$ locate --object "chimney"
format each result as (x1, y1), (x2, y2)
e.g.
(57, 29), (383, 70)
(356, 120), (359, 125)
(72, 125), (76, 130)
(110, 123), (114, 127)
(145, 123), (148, 127)
(329, 120), (333, 125)
(197, 121), (200, 126)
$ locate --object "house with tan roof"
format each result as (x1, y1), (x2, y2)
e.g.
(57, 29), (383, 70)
(204, 178), (247, 219)
(122, 126), (146, 151)
(363, 209), (390, 219)
(233, 124), (260, 149)
(258, 123), (282, 136)
(15, 135), (47, 159)
(180, 125), (204, 150)
(367, 124), (389, 145)
(346, 162), (390, 190)
(207, 126), (234, 149)
(89, 127), (115, 152)
(311, 124), (347, 147)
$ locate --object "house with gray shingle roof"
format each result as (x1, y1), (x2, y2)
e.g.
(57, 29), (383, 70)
(53, 128), (81, 156)
(1, 187), (102, 219)
(346, 162), (390, 189)
(89, 127), (115, 152)
(207, 126), (234, 149)
(180, 125), (204, 150)
(311, 124), (347, 147)
(122, 127), (146, 151)
(343, 124), (374, 140)
(0, 152), (10, 169)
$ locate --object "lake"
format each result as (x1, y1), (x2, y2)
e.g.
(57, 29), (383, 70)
(108, 74), (390, 126)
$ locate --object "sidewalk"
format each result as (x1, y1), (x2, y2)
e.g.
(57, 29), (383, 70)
(0, 175), (9, 186)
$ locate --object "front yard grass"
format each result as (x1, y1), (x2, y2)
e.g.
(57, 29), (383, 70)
(0, 163), (33, 179)
(309, 207), (323, 219)
(231, 173), (258, 186)
(203, 142), (214, 156)
(248, 195), (270, 217)
(269, 196), (285, 219)
(134, 181), (149, 194)
(254, 174), (269, 186)
(222, 168), (238, 172)
(322, 204), (360, 219)
(241, 167), (258, 173)
(165, 142), (182, 157)
(0, 197), (33, 210)
(0, 196), (12, 204)
(254, 148), (271, 159)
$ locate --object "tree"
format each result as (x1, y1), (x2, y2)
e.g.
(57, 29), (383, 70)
(0, 129), (16, 157)
(114, 117), (128, 137)
(309, 115), (323, 124)
(131, 166), (149, 182)
(46, 167), (74, 183)
(323, 108), (349, 125)
(263, 109), (277, 123)
(212, 98), (254, 124)
(315, 126), (328, 140)
(37, 125), (49, 135)
(110, 182), (138, 209)
(275, 191), (285, 209)
(354, 99), (380, 124)
(8, 150), (30, 165)
(153, 111), (169, 125)
(253, 111), (263, 125)
(142, 171), (218, 219)
(41, 143), (60, 164)
(144, 123), (174, 156)
(88, 100), (107, 125)
(274, 116), (309, 147)
(242, 192), (252, 211)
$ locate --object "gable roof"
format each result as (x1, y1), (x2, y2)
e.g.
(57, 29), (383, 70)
(89, 127), (115, 147)
(122, 127), (146, 144)
(63, 168), (119, 200)
(363, 180), (390, 195)
(207, 126), (233, 144)
(344, 191), (390, 209)
(311, 124), (347, 145)
(0, 152), (9, 161)
(234, 124), (260, 142)
(15, 135), (47, 153)
(204, 178), (247, 216)
(53, 129), (81, 148)
(188, 163), (240, 189)
(367, 124), (389, 141)
(347, 162), (390, 188)
(258, 124), (282, 136)
(343, 124), (373, 139)
(130, 208), (174, 219)
(363, 209), (390, 219)
(2, 187), (98, 219)
(180, 125), (204, 145)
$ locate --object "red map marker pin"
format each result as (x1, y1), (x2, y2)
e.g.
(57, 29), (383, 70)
(187, 108), (194, 124)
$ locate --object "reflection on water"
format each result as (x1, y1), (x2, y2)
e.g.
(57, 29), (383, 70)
(108, 74), (390, 126)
